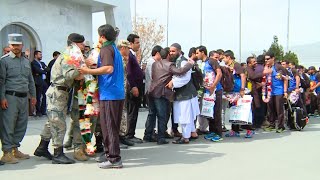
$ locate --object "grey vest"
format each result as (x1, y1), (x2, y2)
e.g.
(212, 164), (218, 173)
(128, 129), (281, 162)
(174, 56), (198, 101)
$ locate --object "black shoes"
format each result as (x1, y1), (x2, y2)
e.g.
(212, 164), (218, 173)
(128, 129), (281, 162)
(52, 147), (75, 164)
(157, 139), (169, 145)
(127, 136), (143, 144)
(34, 139), (53, 160)
(120, 137), (135, 146)
(143, 136), (157, 142)
(94, 134), (104, 153)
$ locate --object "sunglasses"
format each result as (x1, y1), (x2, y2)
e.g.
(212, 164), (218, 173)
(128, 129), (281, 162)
(265, 58), (271, 61)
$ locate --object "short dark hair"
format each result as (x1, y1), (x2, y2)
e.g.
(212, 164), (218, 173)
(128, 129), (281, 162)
(197, 45), (207, 56)
(265, 51), (275, 58)
(216, 49), (224, 55)
(296, 65), (303, 70)
(282, 60), (289, 64)
(53, 51), (60, 57)
(224, 50), (235, 59)
(127, 34), (139, 43)
(209, 50), (218, 57)
(256, 54), (265, 65)
(151, 45), (162, 56)
(241, 62), (247, 67)
(188, 47), (196, 58)
(98, 24), (117, 41)
(289, 61), (296, 66)
(34, 50), (41, 56)
(246, 56), (255, 64)
(160, 48), (169, 59)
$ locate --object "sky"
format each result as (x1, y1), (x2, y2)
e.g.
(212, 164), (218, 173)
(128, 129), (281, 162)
(93, 0), (320, 61)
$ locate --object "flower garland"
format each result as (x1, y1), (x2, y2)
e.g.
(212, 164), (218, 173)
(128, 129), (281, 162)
(77, 44), (101, 156)
(262, 74), (272, 103)
(62, 44), (84, 68)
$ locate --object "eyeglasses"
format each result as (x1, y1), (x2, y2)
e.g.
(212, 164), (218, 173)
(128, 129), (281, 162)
(265, 58), (271, 61)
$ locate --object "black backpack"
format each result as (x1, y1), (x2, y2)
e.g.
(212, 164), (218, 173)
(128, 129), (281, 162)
(191, 64), (203, 91)
(300, 73), (310, 89)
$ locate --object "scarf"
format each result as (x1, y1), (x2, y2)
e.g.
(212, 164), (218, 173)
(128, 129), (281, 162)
(102, 41), (115, 47)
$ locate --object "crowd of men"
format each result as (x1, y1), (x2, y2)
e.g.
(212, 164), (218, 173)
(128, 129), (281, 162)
(1, 23), (320, 168)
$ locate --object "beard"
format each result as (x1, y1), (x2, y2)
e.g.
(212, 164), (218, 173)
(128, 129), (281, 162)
(169, 54), (179, 62)
(12, 48), (21, 55)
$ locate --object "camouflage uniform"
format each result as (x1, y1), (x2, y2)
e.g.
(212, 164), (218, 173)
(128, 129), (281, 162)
(40, 45), (81, 148)
(69, 80), (98, 148)
(119, 57), (128, 136)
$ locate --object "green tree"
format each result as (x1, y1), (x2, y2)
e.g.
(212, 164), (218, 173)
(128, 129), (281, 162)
(283, 51), (299, 65)
(267, 36), (284, 62)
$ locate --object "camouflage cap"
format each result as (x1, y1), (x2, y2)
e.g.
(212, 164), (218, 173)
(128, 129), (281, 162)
(117, 40), (130, 48)
(84, 41), (91, 47)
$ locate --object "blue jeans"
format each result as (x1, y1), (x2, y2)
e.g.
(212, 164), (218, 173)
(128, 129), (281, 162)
(144, 96), (169, 140)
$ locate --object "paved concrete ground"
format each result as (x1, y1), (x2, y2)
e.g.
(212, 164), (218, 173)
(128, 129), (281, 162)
(1, 109), (319, 180)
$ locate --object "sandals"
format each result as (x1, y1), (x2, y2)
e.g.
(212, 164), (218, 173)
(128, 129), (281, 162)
(172, 138), (189, 144)
(189, 136), (198, 141)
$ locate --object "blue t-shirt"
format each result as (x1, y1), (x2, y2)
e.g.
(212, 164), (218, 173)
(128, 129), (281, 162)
(271, 65), (285, 96)
(232, 62), (243, 93)
(287, 68), (296, 92)
(203, 59), (222, 92)
(97, 44), (125, 100)
(310, 74), (320, 93)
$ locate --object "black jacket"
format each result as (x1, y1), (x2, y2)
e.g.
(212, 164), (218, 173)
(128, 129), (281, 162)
(31, 60), (48, 86)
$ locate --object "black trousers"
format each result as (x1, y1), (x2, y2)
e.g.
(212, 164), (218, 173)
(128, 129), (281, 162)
(35, 82), (48, 114)
(126, 89), (142, 138)
(166, 102), (179, 132)
(208, 90), (223, 136)
(252, 98), (266, 128)
(267, 95), (285, 129)
(100, 100), (124, 163)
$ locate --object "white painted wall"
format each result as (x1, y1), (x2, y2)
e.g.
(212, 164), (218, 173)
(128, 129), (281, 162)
(0, 0), (132, 64)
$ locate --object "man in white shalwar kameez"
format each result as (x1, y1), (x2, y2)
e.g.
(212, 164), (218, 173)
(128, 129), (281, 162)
(167, 43), (200, 144)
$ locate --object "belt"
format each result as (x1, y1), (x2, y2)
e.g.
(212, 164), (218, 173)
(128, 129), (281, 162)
(5, 91), (28, 98)
(51, 84), (70, 92)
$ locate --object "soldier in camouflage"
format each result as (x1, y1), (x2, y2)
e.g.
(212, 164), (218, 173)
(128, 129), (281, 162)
(117, 40), (133, 148)
(34, 33), (86, 164)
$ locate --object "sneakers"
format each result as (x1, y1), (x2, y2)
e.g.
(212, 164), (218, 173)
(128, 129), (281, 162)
(276, 127), (285, 133)
(13, 148), (30, 160)
(98, 160), (123, 169)
(211, 135), (223, 142)
(264, 126), (276, 132)
(204, 132), (216, 140)
(245, 130), (255, 138)
(225, 130), (240, 137)
(1, 151), (18, 164)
